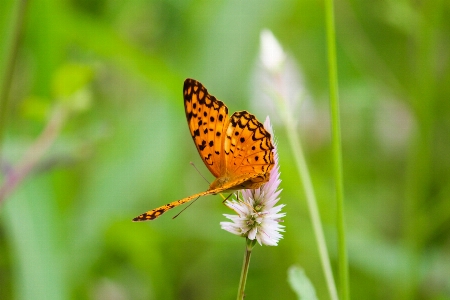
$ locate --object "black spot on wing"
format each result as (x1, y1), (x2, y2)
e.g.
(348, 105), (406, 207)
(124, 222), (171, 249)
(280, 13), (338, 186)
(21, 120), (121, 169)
(193, 129), (200, 137)
(199, 140), (207, 151)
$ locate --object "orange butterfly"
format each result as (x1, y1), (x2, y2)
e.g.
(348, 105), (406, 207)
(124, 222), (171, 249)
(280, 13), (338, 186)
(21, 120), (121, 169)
(133, 79), (274, 221)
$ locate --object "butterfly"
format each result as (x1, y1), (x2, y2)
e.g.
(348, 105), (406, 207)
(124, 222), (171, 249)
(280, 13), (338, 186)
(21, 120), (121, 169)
(133, 78), (274, 221)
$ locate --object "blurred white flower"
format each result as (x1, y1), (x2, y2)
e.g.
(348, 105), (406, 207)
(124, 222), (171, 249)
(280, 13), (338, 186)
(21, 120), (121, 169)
(252, 29), (330, 149)
(220, 117), (285, 246)
(252, 30), (306, 123)
(260, 29), (286, 73)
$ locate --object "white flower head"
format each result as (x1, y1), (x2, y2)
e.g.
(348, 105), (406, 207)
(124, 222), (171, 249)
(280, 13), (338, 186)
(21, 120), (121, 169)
(251, 29), (308, 127)
(260, 29), (286, 73)
(220, 117), (285, 246)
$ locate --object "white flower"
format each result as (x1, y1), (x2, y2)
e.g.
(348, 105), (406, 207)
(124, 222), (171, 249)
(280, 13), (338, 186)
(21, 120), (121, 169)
(259, 29), (286, 73)
(251, 29), (307, 128)
(220, 117), (285, 246)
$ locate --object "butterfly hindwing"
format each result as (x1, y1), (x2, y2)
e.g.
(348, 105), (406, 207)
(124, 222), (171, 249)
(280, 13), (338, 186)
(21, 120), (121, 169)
(223, 111), (274, 179)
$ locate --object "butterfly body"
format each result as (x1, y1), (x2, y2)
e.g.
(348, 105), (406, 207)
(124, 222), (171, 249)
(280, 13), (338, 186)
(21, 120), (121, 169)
(133, 79), (274, 221)
(209, 172), (268, 192)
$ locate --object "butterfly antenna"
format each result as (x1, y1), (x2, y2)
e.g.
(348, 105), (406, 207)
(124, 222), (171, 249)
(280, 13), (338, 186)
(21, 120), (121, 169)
(172, 196), (201, 219)
(190, 162), (210, 184)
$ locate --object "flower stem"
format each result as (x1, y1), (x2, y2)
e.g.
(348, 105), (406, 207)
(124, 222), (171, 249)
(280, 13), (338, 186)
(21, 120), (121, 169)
(237, 239), (255, 300)
(324, 0), (350, 298)
(283, 112), (339, 300)
(269, 77), (338, 300)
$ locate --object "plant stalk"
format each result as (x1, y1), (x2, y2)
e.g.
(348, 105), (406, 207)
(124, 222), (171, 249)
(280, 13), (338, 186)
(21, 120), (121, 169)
(269, 76), (338, 300)
(237, 238), (255, 300)
(324, 0), (349, 298)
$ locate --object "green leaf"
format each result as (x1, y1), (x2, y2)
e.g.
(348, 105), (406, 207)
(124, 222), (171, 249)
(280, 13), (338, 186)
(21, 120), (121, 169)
(288, 265), (318, 300)
(51, 63), (94, 112)
(51, 63), (94, 99)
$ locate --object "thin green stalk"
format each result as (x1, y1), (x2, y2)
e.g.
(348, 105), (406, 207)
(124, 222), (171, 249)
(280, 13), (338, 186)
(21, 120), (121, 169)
(0, 0), (29, 155)
(268, 75), (337, 300)
(324, 0), (349, 298)
(283, 112), (339, 300)
(237, 239), (255, 300)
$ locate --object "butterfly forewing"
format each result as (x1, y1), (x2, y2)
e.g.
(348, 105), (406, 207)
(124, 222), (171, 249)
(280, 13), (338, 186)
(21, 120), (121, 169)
(183, 79), (229, 178)
(133, 185), (230, 221)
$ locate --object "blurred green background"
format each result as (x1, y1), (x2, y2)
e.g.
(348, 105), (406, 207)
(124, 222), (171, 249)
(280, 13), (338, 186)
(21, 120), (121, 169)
(1, 0), (450, 299)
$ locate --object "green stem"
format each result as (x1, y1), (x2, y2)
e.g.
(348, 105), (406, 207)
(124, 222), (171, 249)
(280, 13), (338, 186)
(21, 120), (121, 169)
(0, 0), (29, 156)
(283, 111), (339, 300)
(268, 74), (338, 300)
(237, 239), (255, 300)
(324, 0), (349, 298)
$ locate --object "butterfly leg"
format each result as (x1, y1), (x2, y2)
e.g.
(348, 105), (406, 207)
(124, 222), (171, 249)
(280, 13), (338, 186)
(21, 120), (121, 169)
(221, 193), (236, 212)
(222, 193), (233, 204)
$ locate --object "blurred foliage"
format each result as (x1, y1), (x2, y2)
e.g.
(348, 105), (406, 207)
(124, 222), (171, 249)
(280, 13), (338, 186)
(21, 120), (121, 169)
(288, 265), (318, 300)
(0, 0), (450, 299)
